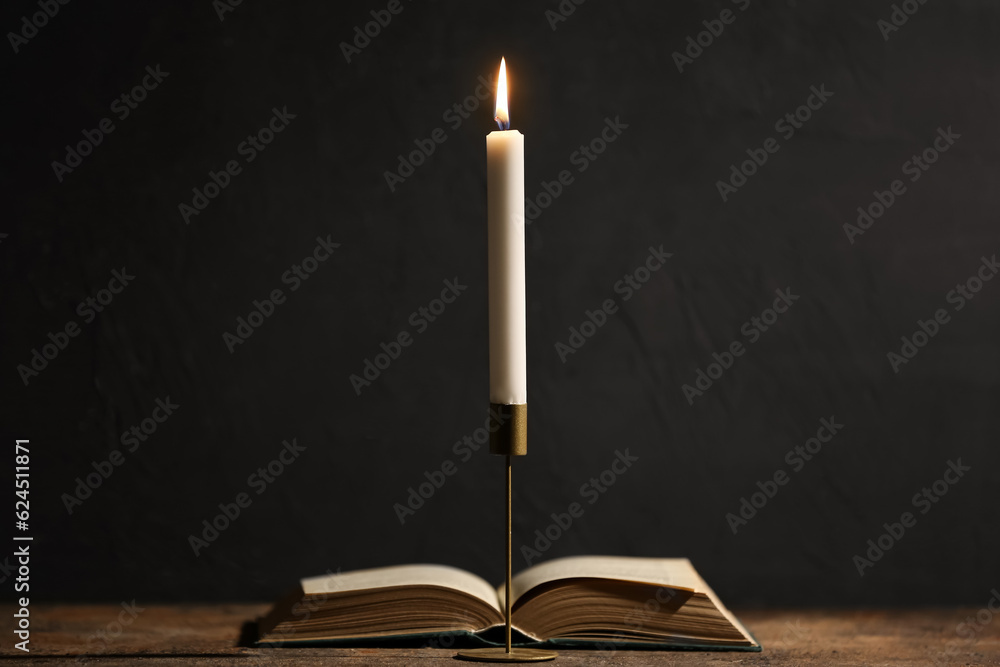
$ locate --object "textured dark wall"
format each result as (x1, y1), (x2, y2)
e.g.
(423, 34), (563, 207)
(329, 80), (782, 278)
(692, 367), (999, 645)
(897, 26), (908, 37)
(3, 0), (998, 607)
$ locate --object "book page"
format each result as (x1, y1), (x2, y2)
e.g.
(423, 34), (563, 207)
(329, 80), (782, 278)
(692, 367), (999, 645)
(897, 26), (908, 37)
(302, 564), (501, 612)
(505, 555), (698, 603)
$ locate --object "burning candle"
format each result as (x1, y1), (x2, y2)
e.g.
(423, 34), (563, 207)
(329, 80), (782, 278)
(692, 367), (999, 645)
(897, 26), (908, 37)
(486, 57), (526, 406)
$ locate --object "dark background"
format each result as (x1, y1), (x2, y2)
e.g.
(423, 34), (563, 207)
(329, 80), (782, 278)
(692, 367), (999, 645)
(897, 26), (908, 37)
(2, 0), (997, 608)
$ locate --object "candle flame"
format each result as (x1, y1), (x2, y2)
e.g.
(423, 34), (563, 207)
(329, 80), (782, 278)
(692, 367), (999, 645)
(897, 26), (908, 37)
(494, 57), (509, 130)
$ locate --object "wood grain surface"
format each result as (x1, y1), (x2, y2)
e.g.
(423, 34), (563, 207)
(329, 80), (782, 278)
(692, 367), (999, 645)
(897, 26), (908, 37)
(1, 605), (999, 664)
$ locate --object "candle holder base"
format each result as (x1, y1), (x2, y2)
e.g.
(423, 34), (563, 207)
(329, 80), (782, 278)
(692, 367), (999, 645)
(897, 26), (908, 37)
(456, 647), (558, 662)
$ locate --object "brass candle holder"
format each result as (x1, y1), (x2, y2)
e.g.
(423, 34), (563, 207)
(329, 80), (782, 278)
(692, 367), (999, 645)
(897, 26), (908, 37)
(456, 403), (557, 663)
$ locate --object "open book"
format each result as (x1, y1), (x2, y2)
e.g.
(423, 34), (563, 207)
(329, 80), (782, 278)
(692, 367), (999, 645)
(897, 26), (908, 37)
(257, 556), (759, 650)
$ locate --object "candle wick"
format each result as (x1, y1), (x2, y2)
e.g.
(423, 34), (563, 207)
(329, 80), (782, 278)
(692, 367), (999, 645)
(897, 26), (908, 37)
(494, 115), (509, 131)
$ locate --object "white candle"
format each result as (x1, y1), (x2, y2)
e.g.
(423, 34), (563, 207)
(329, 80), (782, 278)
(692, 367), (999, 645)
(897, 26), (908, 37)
(487, 57), (526, 405)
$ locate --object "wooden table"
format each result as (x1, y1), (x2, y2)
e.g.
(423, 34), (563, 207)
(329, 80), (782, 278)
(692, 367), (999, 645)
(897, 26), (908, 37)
(1, 605), (998, 664)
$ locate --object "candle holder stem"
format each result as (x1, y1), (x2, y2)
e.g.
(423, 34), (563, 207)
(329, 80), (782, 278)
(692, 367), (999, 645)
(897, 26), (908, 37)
(505, 454), (513, 653)
(456, 406), (557, 663)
